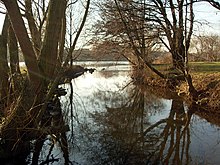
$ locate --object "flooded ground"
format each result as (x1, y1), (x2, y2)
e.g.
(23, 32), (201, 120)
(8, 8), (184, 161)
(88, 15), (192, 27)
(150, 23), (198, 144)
(37, 61), (220, 165)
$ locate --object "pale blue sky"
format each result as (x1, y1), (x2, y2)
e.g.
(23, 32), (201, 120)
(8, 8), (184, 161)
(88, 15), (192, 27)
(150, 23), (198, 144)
(0, 1), (219, 36)
(194, 1), (220, 35)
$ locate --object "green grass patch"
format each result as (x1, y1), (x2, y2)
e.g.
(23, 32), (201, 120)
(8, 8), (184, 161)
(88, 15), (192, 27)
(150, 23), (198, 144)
(189, 62), (220, 73)
(152, 62), (220, 73)
(153, 63), (172, 71)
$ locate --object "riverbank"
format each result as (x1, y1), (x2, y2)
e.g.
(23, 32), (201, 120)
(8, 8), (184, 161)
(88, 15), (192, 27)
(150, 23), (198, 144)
(180, 72), (220, 110)
(141, 71), (220, 112)
(19, 61), (220, 111)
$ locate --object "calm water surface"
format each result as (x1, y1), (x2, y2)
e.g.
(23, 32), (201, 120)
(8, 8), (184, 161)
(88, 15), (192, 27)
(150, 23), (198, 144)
(40, 62), (220, 165)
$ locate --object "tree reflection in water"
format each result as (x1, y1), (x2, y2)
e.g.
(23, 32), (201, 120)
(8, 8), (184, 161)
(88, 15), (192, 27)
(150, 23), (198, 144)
(88, 82), (195, 165)
(42, 69), (220, 165)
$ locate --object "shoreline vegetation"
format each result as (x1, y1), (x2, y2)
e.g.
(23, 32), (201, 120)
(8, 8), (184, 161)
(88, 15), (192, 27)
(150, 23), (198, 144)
(19, 61), (220, 111)
(2, 60), (219, 164)
(19, 60), (220, 113)
(137, 62), (220, 111)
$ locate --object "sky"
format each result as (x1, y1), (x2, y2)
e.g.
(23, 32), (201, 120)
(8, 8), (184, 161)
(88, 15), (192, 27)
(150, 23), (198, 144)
(193, 1), (220, 35)
(0, 1), (220, 36)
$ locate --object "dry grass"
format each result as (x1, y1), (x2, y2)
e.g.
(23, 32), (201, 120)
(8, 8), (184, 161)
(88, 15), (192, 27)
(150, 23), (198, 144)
(178, 72), (220, 110)
(140, 66), (220, 110)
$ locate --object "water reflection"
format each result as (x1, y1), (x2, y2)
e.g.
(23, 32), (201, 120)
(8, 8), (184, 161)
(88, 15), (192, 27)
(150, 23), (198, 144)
(84, 82), (192, 164)
(67, 69), (220, 165)
(2, 63), (220, 164)
(27, 64), (220, 165)
(91, 84), (163, 164)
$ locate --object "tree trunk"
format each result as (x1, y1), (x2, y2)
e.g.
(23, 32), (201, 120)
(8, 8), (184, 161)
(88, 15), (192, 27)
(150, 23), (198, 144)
(38, 0), (67, 80)
(2, 0), (41, 92)
(0, 0), (54, 155)
(172, 50), (185, 71)
(25, 0), (42, 56)
(0, 0), (88, 163)
(0, 15), (9, 114)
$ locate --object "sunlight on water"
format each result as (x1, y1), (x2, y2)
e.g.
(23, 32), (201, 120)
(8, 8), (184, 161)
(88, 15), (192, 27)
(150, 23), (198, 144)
(44, 62), (220, 165)
(72, 71), (130, 94)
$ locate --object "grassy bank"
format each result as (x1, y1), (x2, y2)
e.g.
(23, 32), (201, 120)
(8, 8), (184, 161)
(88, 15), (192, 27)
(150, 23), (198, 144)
(149, 62), (220, 110)
(189, 62), (220, 73)
(153, 62), (220, 73)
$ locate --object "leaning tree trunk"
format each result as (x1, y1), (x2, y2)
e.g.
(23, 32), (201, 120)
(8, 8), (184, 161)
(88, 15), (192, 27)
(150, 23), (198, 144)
(0, 12), (33, 163)
(0, 0), (91, 164)
(0, 0), (67, 160)
(0, 0), (41, 137)
(2, 0), (40, 91)
(0, 15), (10, 115)
(1, 0), (67, 130)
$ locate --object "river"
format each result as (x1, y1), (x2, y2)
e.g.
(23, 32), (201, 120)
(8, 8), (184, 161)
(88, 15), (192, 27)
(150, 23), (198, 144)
(37, 61), (220, 165)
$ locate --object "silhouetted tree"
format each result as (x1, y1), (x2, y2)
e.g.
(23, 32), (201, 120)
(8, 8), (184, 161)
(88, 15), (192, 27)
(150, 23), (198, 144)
(0, 0), (90, 164)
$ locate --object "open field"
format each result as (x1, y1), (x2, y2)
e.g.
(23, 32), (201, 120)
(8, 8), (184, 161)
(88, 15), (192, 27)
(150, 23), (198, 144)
(153, 62), (220, 73)
(189, 62), (220, 72)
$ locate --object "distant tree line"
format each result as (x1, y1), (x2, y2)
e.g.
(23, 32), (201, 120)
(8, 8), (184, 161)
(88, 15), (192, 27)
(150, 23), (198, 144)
(190, 34), (220, 62)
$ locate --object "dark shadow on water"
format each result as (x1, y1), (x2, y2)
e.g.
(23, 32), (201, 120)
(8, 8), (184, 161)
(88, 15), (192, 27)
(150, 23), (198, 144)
(84, 83), (197, 165)
(1, 69), (220, 165)
(73, 74), (220, 164)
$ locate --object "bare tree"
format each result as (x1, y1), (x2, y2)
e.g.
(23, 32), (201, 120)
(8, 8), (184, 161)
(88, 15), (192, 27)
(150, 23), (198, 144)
(203, 0), (220, 9)
(191, 34), (220, 62)
(94, 0), (198, 96)
(0, 0), (90, 164)
(93, 1), (164, 75)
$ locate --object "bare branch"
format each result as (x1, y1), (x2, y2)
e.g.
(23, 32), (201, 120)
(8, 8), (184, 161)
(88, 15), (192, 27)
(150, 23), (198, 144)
(64, 0), (90, 66)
